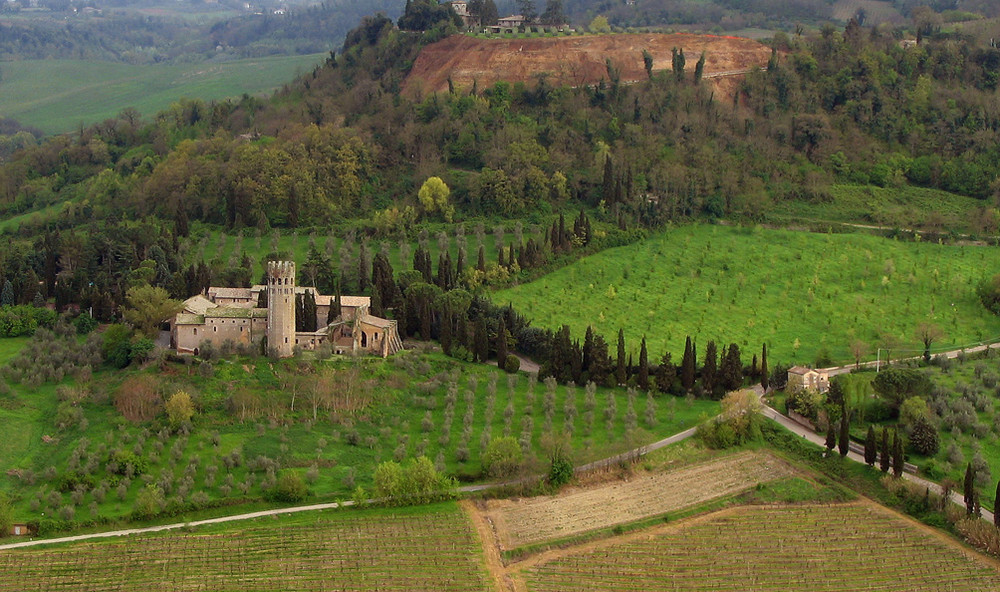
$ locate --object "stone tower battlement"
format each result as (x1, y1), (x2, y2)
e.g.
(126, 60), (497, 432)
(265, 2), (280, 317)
(266, 261), (296, 357)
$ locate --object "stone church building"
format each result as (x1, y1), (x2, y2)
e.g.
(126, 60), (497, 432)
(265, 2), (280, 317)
(170, 261), (402, 358)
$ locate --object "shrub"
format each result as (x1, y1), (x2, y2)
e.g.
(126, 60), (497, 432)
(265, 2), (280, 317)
(909, 416), (940, 456)
(114, 376), (162, 422)
(165, 391), (195, 428)
(74, 314), (98, 335)
(481, 436), (523, 478)
(268, 471), (308, 503)
(133, 485), (165, 519)
(503, 354), (521, 373)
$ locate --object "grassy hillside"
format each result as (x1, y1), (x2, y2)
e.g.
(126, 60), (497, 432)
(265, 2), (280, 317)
(493, 225), (1000, 366)
(0, 54), (323, 135)
(0, 341), (716, 525)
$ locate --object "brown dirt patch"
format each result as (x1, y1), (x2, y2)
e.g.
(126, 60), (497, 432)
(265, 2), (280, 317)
(404, 33), (772, 95)
(483, 450), (794, 549)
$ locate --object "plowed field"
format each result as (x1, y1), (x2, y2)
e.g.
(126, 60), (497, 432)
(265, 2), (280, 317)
(404, 33), (772, 94)
(484, 451), (793, 548)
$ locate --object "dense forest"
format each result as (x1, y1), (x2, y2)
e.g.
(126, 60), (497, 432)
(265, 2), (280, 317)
(1, 5), (1000, 327)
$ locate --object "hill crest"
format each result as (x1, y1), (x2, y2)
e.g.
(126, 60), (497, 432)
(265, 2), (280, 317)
(403, 33), (773, 95)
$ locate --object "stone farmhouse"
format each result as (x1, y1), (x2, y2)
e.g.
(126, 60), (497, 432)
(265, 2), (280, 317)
(786, 366), (830, 394)
(170, 261), (402, 358)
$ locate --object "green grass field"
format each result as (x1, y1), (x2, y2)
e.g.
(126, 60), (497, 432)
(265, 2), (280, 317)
(0, 502), (491, 591)
(523, 503), (1000, 590)
(0, 340), (717, 525)
(0, 54), (324, 135)
(773, 184), (991, 234)
(493, 224), (1000, 366)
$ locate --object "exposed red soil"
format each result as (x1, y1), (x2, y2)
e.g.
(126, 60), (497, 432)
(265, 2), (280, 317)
(404, 33), (772, 96)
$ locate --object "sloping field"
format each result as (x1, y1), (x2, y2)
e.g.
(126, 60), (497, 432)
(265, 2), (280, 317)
(493, 225), (1000, 365)
(523, 503), (1000, 591)
(485, 451), (794, 548)
(0, 503), (491, 591)
(0, 54), (323, 135)
(404, 33), (772, 94)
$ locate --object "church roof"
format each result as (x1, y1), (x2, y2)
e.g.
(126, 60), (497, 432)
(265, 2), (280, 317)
(175, 313), (205, 325)
(205, 307), (268, 319)
(209, 287), (254, 299)
(183, 295), (217, 315)
(359, 314), (394, 329)
(316, 295), (370, 308)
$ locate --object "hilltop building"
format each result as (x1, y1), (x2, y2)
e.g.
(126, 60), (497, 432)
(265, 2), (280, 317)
(447, 0), (477, 28)
(170, 261), (402, 358)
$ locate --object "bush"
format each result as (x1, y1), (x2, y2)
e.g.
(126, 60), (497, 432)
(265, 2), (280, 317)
(74, 314), (98, 335)
(268, 471), (308, 503)
(909, 416), (939, 456)
(503, 354), (521, 373)
(548, 456), (574, 487)
(481, 436), (523, 478)
(165, 391), (195, 428)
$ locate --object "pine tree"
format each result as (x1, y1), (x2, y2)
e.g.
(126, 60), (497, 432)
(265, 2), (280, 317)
(760, 343), (769, 391)
(616, 329), (626, 386)
(681, 336), (695, 392)
(864, 426), (877, 466)
(638, 336), (649, 390)
(879, 429), (891, 473)
(702, 341), (718, 396)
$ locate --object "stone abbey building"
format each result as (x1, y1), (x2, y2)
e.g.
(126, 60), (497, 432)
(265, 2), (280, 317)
(170, 261), (402, 358)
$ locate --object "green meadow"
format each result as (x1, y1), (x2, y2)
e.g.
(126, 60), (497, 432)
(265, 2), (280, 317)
(493, 224), (1000, 366)
(0, 54), (324, 135)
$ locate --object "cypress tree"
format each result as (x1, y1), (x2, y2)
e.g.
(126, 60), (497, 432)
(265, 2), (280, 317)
(602, 155), (614, 203)
(473, 316), (489, 363)
(825, 425), (836, 451)
(879, 429), (891, 473)
(760, 343), (769, 391)
(358, 243), (370, 293)
(995, 481), (999, 527)
(328, 290), (341, 325)
(582, 326), (595, 375)
(838, 403), (850, 457)
(964, 463), (976, 515)
(477, 245), (486, 273)
(702, 341), (718, 396)
(864, 426), (877, 466)
(440, 309), (453, 355)
(496, 317), (508, 362)
(681, 336), (695, 392)
(892, 431), (904, 477)
(638, 336), (649, 390)
(616, 329), (626, 386)
(657, 352), (676, 393)
(0, 279), (13, 307)
(721, 343), (742, 391)
(456, 249), (465, 279)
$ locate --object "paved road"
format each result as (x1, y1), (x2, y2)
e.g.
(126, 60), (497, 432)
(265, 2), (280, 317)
(762, 404), (995, 525)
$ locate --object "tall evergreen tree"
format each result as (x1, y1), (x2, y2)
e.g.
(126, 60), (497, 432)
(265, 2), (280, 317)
(477, 245), (486, 273)
(760, 343), (769, 391)
(838, 403), (850, 457)
(864, 426), (877, 466)
(702, 341), (718, 396)
(582, 326), (595, 375)
(473, 315), (489, 362)
(892, 431), (904, 477)
(964, 462), (976, 515)
(638, 336), (649, 390)
(879, 429), (891, 473)
(995, 481), (1000, 527)
(372, 253), (398, 314)
(825, 425), (836, 451)
(657, 352), (676, 393)
(681, 336), (695, 392)
(328, 290), (341, 325)
(602, 156), (615, 203)
(694, 51), (706, 84)
(721, 343), (742, 391)
(358, 243), (370, 293)
(0, 280), (13, 307)
(496, 317), (508, 362)
(616, 329), (627, 385)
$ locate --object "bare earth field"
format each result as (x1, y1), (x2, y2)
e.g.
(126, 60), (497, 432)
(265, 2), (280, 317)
(522, 502), (1000, 591)
(483, 451), (794, 548)
(404, 33), (772, 95)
